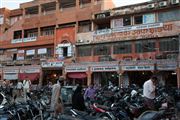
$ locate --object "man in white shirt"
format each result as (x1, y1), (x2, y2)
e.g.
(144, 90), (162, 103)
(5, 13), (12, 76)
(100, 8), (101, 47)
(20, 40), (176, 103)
(143, 76), (158, 110)
(23, 77), (31, 102)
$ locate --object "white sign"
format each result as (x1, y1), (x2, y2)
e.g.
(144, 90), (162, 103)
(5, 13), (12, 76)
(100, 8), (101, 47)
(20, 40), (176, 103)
(3, 69), (19, 73)
(94, 29), (112, 35)
(91, 66), (119, 72)
(23, 37), (37, 42)
(41, 62), (64, 68)
(38, 48), (47, 54)
(0, 15), (3, 24)
(157, 65), (177, 70)
(11, 37), (37, 44)
(113, 23), (163, 33)
(65, 66), (88, 72)
(26, 49), (35, 55)
(20, 68), (40, 73)
(122, 66), (154, 71)
(4, 73), (18, 80)
(18, 50), (25, 53)
(11, 38), (23, 44)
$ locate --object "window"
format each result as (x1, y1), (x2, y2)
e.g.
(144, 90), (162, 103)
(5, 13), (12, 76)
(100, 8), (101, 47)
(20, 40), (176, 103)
(113, 42), (132, 54)
(143, 13), (155, 24)
(41, 26), (55, 36)
(79, 0), (91, 4)
(13, 30), (22, 39)
(24, 28), (38, 38)
(159, 38), (178, 52)
(25, 6), (39, 15)
(60, 0), (76, 8)
(135, 40), (156, 53)
(158, 9), (180, 22)
(134, 15), (143, 24)
(77, 46), (91, 57)
(93, 45), (110, 55)
(123, 16), (131, 26)
(78, 21), (91, 32)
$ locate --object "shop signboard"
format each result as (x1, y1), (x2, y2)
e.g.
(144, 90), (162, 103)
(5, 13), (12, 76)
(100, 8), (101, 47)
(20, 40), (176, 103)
(3, 67), (19, 80)
(11, 38), (23, 44)
(156, 64), (177, 70)
(91, 66), (119, 72)
(17, 50), (25, 60)
(41, 61), (64, 68)
(94, 21), (179, 42)
(38, 48), (47, 54)
(122, 65), (154, 71)
(23, 37), (37, 42)
(65, 66), (88, 72)
(20, 67), (41, 73)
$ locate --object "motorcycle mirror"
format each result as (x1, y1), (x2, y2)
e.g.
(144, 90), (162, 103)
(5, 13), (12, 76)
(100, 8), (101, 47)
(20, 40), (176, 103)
(111, 103), (115, 108)
(0, 105), (4, 109)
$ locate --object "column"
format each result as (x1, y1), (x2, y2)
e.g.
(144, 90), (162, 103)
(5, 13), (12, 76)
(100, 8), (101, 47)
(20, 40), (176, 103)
(87, 71), (92, 86)
(38, 5), (41, 15)
(76, 0), (80, 8)
(39, 68), (43, 87)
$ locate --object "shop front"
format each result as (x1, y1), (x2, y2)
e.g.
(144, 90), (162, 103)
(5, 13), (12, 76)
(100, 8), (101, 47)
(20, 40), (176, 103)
(19, 66), (41, 85)
(156, 60), (177, 87)
(90, 64), (119, 86)
(121, 64), (155, 87)
(65, 65), (88, 86)
(41, 61), (64, 85)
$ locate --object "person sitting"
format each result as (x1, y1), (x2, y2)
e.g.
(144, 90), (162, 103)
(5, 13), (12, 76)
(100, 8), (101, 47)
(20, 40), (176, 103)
(72, 85), (86, 111)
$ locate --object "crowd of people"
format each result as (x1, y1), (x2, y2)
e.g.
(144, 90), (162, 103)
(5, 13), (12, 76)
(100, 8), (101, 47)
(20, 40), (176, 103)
(0, 76), (32, 102)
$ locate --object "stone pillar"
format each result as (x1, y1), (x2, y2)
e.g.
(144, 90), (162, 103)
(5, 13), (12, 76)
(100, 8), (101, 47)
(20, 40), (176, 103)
(87, 71), (92, 86)
(39, 68), (43, 87)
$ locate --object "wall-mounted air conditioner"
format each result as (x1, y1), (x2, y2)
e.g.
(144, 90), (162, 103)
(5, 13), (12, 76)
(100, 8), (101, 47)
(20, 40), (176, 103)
(171, 0), (179, 4)
(147, 4), (155, 9)
(77, 39), (83, 43)
(159, 1), (167, 7)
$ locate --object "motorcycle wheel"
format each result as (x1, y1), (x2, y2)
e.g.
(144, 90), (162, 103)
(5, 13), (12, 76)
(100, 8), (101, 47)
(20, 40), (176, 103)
(99, 113), (112, 120)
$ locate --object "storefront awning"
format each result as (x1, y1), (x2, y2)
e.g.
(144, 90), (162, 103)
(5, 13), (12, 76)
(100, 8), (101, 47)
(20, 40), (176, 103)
(18, 73), (40, 81)
(67, 72), (87, 79)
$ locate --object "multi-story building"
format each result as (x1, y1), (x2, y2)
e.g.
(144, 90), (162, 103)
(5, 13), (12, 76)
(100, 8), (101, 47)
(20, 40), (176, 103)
(71, 0), (180, 87)
(0, 0), (180, 88)
(0, 0), (115, 85)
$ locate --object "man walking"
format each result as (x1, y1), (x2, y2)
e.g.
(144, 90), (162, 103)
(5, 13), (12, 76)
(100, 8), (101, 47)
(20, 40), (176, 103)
(143, 75), (158, 110)
(23, 77), (31, 102)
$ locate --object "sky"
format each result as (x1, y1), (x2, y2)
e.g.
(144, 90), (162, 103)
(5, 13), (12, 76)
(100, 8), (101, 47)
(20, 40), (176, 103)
(0, 0), (150, 10)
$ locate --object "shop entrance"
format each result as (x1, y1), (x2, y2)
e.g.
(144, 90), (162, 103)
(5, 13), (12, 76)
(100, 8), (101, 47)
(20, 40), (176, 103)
(66, 72), (87, 86)
(163, 71), (177, 87)
(42, 69), (62, 85)
(127, 71), (153, 87)
(92, 72), (119, 86)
